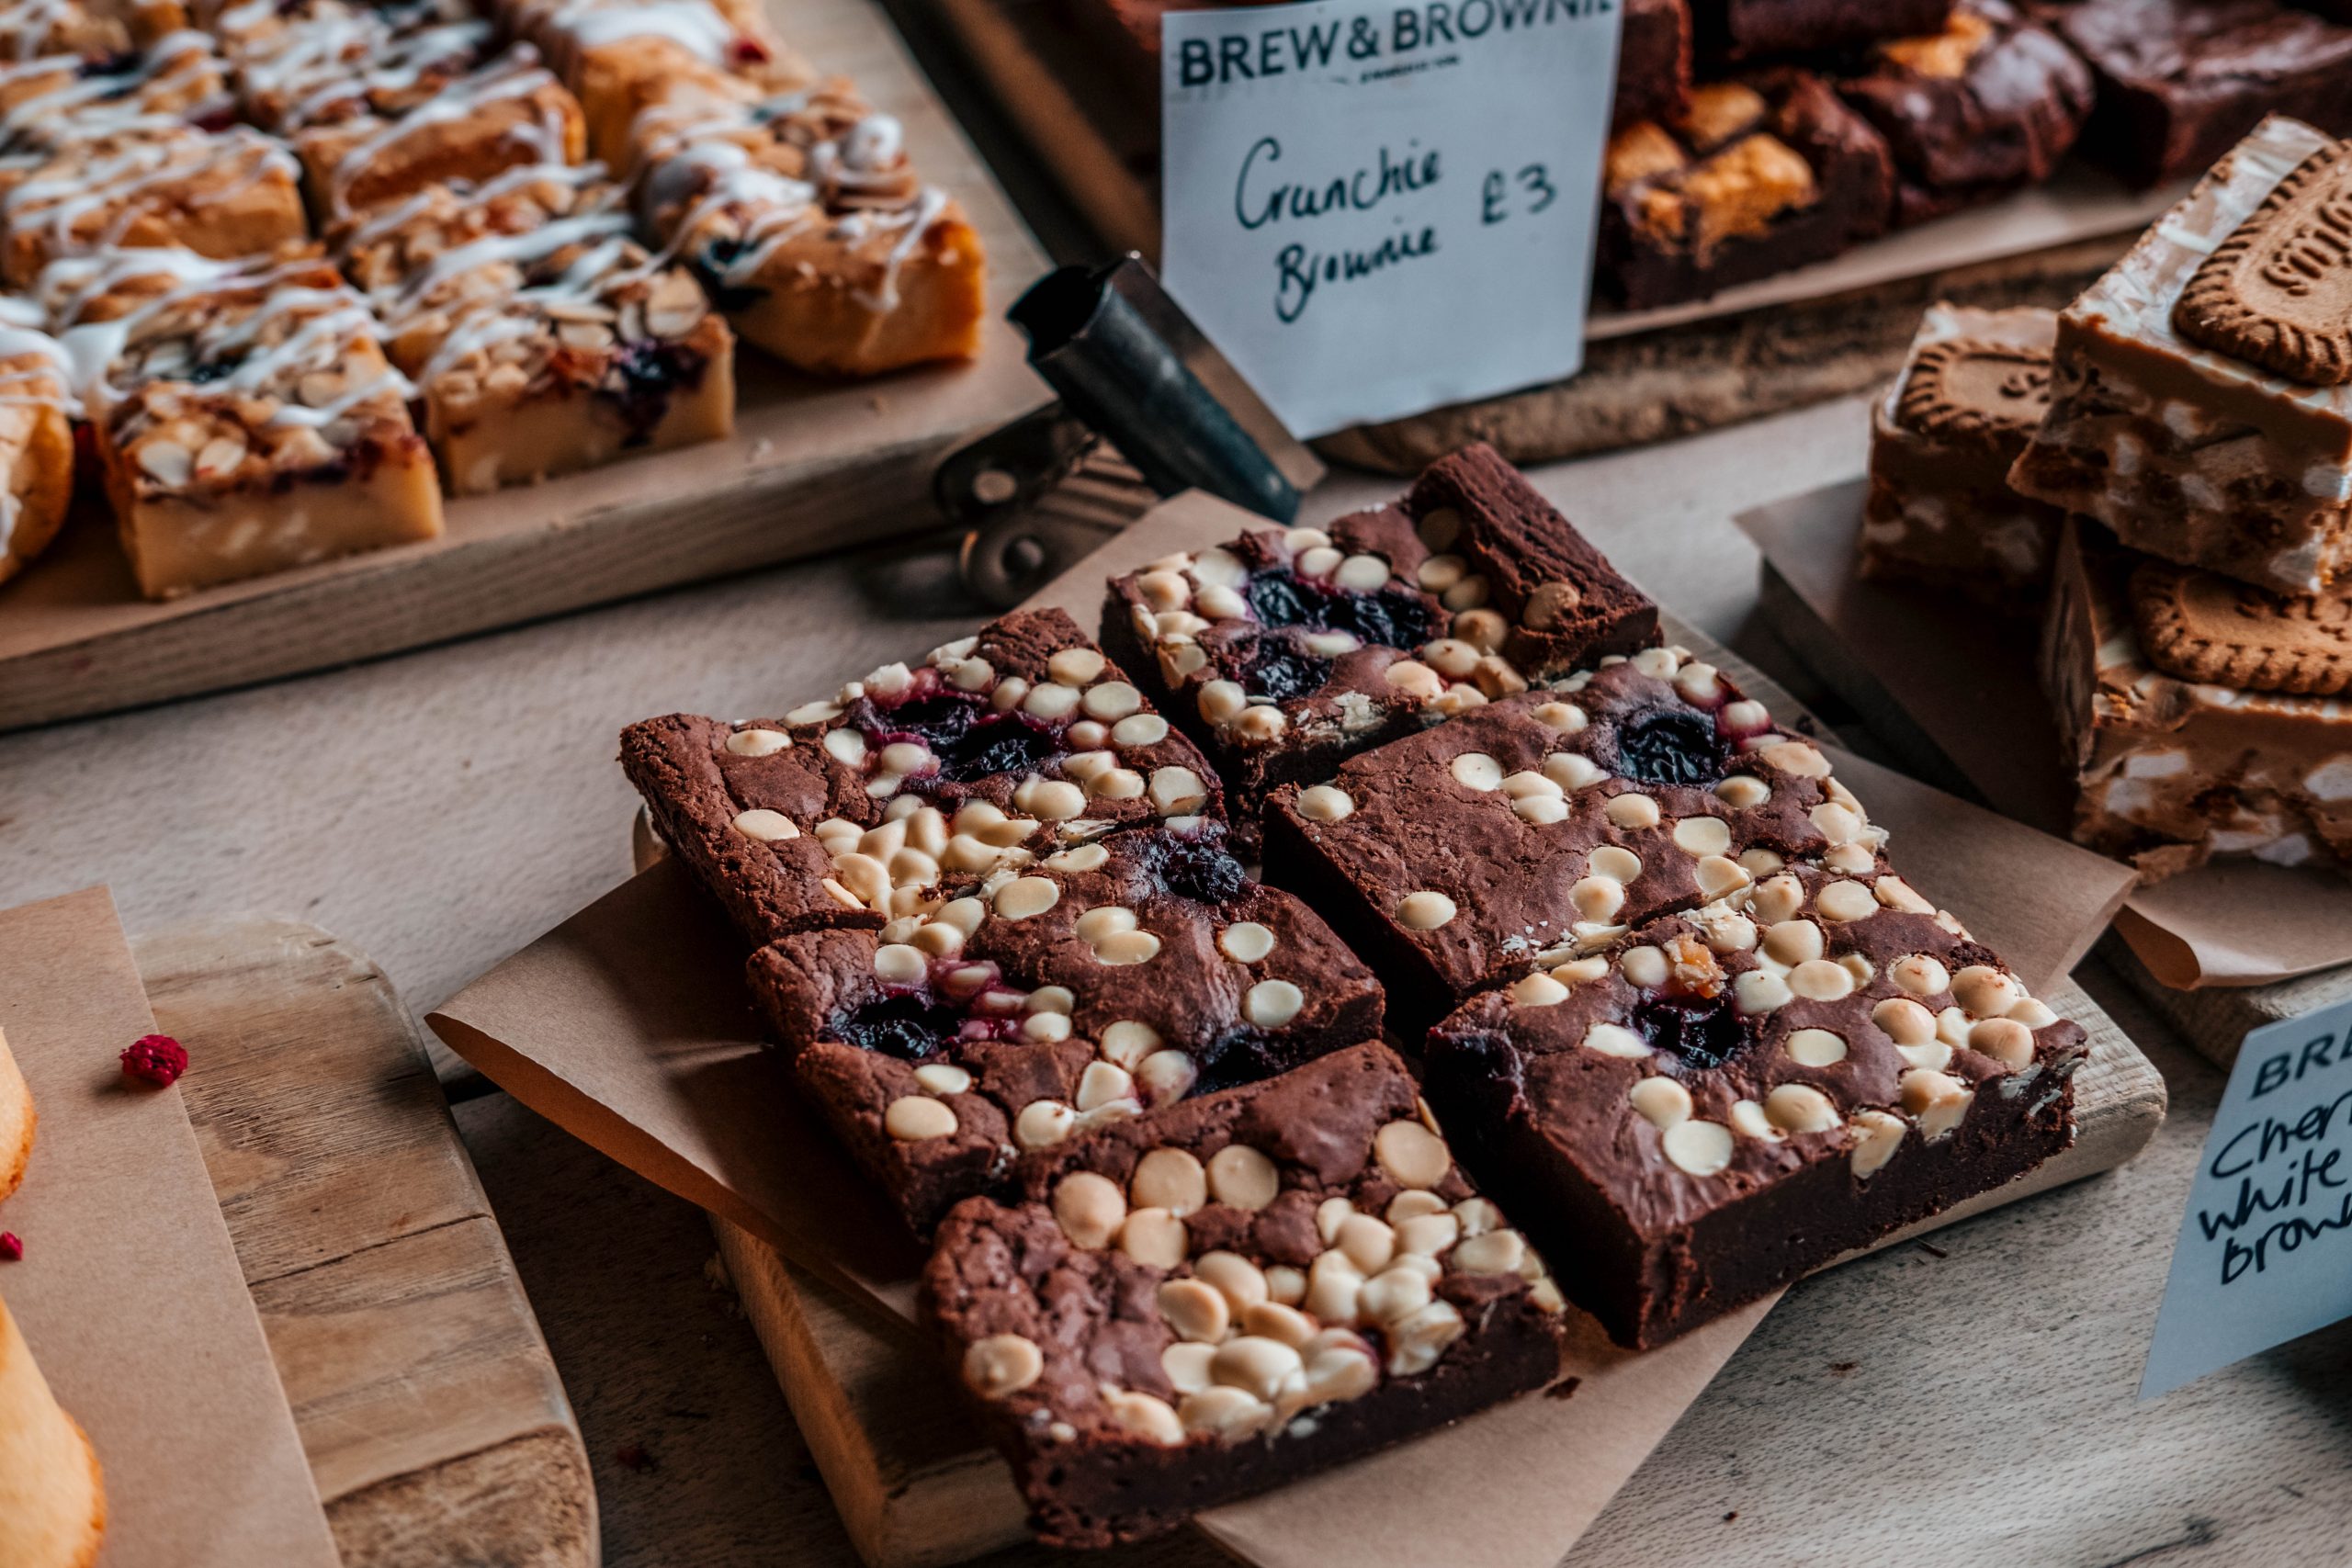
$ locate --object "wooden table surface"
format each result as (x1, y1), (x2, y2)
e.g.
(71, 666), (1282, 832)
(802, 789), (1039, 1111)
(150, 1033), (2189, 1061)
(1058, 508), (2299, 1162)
(6, 394), (2346, 1565)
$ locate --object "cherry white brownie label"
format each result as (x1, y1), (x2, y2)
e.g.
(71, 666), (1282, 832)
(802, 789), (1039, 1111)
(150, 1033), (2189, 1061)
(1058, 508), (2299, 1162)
(2142, 996), (2352, 1399)
(1160, 0), (1622, 435)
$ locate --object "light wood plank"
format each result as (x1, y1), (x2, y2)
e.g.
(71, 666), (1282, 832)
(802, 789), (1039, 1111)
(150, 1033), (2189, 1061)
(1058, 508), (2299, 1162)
(140, 917), (595, 1568)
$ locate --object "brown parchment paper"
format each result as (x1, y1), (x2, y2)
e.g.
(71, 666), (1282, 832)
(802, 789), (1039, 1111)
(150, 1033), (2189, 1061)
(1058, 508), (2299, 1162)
(0, 886), (342, 1568)
(429, 488), (2138, 1568)
(1740, 479), (2352, 988)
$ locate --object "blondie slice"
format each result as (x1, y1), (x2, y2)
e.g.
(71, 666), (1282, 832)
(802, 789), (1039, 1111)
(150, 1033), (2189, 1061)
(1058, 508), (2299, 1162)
(0, 309), (75, 588)
(0, 126), (305, 284)
(0, 28), (233, 163)
(499, 0), (808, 164)
(56, 245), (443, 596)
(338, 163), (733, 492)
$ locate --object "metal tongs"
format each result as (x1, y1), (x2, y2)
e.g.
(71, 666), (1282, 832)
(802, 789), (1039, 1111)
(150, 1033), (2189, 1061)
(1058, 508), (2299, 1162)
(942, 255), (1323, 607)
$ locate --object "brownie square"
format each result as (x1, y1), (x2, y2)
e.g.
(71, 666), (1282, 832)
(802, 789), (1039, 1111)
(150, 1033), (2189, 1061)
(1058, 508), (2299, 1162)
(2052, 0), (2352, 189)
(1617, 0), (1694, 130)
(1861, 302), (2065, 604)
(922, 1042), (1564, 1547)
(2007, 117), (2352, 596)
(1101, 443), (1657, 845)
(1261, 645), (1881, 1028)
(1693, 0), (1955, 59)
(1424, 863), (2086, 1347)
(620, 607), (1225, 945)
(1834, 0), (2093, 226)
(1600, 71), (1894, 310)
(746, 820), (1385, 1235)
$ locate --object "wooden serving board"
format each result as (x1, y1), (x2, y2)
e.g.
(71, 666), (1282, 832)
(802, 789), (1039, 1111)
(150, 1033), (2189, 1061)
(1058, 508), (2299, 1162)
(0, 0), (1051, 734)
(1747, 493), (2352, 1072)
(138, 916), (594, 1568)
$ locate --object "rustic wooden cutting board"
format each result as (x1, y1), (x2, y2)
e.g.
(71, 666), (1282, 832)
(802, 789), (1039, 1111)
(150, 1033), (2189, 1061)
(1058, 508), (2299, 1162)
(138, 917), (594, 1568)
(0, 0), (1051, 734)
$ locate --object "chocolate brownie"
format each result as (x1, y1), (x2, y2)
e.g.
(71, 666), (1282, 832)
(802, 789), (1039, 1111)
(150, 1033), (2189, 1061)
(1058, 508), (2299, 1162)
(1600, 72), (1895, 310)
(1835, 0), (2093, 226)
(1424, 863), (2086, 1348)
(922, 1042), (1564, 1547)
(1861, 302), (2065, 604)
(1261, 644), (1884, 1028)
(2052, 0), (2352, 189)
(1693, 0), (1955, 60)
(1618, 0), (1694, 130)
(620, 608), (1224, 945)
(747, 821), (1385, 1235)
(1100, 443), (1657, 844)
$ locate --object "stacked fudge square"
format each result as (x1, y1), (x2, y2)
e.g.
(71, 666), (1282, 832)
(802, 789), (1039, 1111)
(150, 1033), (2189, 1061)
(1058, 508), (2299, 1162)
(625, 442), (2091, 1546)
(0, 0), (985, 600)
(1864, 117), (2352, 882)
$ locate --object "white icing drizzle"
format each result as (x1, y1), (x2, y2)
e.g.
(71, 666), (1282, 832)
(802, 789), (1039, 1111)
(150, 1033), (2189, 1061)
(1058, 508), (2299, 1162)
(322, 44), (568, 215)
(240, 12), (492, 134)
(1, 127), (296, 262)
(0, 30), (232, 153)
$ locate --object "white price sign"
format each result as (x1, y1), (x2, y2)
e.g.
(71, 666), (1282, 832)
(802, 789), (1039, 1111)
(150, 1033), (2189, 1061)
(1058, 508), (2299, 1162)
(1160, 0), (1623, 438)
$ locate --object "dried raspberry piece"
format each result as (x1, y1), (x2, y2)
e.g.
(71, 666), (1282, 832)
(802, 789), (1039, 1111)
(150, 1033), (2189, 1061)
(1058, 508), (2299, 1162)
(730, 36), (768, 63)
(0, 1233), (20, 1261)
(120, 1033), (188, 1087)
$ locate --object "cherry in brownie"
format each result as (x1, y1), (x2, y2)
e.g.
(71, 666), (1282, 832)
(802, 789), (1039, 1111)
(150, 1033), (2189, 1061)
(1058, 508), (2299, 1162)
(1100, 443), (1657, 843)
(747, 820), (1384, 1235)
(621, 608), (1224, 945)
(1423, 863), (2085, 1348)
(922, 1043), (1563, 1548)
(1600, 72), (1894, 310)
(1834, 0), (2092, 227)
(1261, 643), (1886, 1027)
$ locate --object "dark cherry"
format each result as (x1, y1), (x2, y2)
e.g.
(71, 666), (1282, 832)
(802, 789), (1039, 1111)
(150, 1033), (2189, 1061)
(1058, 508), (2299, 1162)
(611, 341), (708, 444)
(1243, 568), (1439, 649)
(690, 241), (765, 314)
(833, 994), (964, 1060)
(1633, 994), (1755, 1072)
(933, 715), (1059, 783)
(1141, 829), (1247, 906)
(1244, 644), (1333, 703)
(1613, 706), (1728, 788)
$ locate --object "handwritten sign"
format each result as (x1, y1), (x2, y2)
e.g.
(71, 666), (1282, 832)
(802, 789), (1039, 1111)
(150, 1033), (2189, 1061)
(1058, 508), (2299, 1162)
(2141, 998), (2352, 1399)
(1160, 0), (1623, 438)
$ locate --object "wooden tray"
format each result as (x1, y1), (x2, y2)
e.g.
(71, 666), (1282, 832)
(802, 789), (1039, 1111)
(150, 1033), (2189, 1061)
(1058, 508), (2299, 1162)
(141, 916), (594, 1568)
(0, 0), (1050, 735)
(628, 619), (2167, 1568)
(905, 0), (2166, 471)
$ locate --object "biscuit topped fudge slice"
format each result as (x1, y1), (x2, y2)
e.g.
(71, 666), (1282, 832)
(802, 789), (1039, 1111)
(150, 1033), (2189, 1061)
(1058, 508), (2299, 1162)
(749, 818), (1383, 1235)
(630, 63), (986, 375)
(1424, 863), (2085, 1348)
(0, 306), (76, 587)
(2010, 117), (2352, 595)
(500, 0), (809, 164)
(923, 1042), (1563, 1548)
(1861, 302), (2064, 604)
(0, 125), (305, 284)
(1600, 72), (1893, 310)
(294, 43), (584, 220)
(52, 244), (444, 597)
(336, 162), (733, 492)
(1102, 443), (1658, 844)
(1263, 643), (1883, 1025)
(621, 607), (1226, 946)
(1832, 0), (2092, 227)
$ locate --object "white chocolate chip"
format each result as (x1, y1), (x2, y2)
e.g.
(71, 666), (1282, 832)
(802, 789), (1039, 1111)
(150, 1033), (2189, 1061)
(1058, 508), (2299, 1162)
(1233, 706), (1288, 743)
(1374, 1120), (1451, 1189)
(1148, 768), (1209, 815)
(1450, 751), (1504, 791)
(1512, 972), (1570, 1007)
(1207, 1144), (1279, 1209)
(1892, 954), (1951, 997)
(1179, 1385), (1274, 1438)
(1605, 793), (1663, 830)
(1735, 970), (1793, 1014)
(1295, 784), (1355, 822)
(1190, 547), (1248, 588)
(1785, 1027), (1849, 1066)
(1337, 1213), (1398, 1274)
(1571, 876), (1626, 922)
(963, 1334), (1042, 1398)
(1054, 1172), (1127, 1248)
(873, 942), (926, 985)
(1101, 1021), (1163, 1070)
(1131, 1148), (1209, 1215)
(1764, 1083), (1839, 1134)
(1714, 774), (1770, 808)
(1244, 979), (1305, 1029)
(1395, 1212), (1461, 1257)
(1952, 965), (2018, 1019)
(1015, 778), (1086, 821)
(1763, 919), (1826, 966)
(1787, 960), (1856, 1001)
(1900, 1069), (1974, 1140)
(1695, 854), (1754, 901)
(1199, 681), (1248, 725)
(1120, 1207), (1190, 1268)
(824, 728), (868, 767)
(913, 1064), (970, 1096)
(1219, 922), (1276, 963)
(1112, 713), (1170, 747)
(1195, 1250), (1270, 1313)
(1672, 816), (1732, 857)
(1078, 1061), (1137, 1111)
(885, 1095), (957, 1141)
(1162, 1340), (1216, 1393)
(1544, 751), (1604, 791)
(1815, 880), (1877, 922)
(1848, 1110), (1905, 1179)
(725, 728), (791, 757)
(730, 808), (798, 843)
(1136, 1049), (1198, 1102)
(1397, 890), (1458, 931)
(994, 876), (1060, 919)
(1629, 1076), (1692, 1128)
(1968, 1017), (2036, 1071)
(1620, 945), (1669, 989)
(1583, 1022), (1651, 1058)
(785, 700), (842, 726)
(1103, 1389), (1184, 1444)
(1451, 1227), (1527, 1277)
(1159, 1278), (1230, 1343)
(1385, 1300), (1464, 1376)
(1335, 553), (1392, 591)
(1662, 1120), (1734, 1177)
